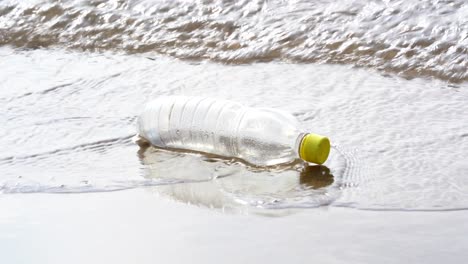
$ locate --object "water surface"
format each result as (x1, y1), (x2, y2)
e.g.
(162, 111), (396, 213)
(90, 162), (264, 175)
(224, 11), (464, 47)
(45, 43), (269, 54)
(1, 47), (467, 212)
(1, 0), (468, 212)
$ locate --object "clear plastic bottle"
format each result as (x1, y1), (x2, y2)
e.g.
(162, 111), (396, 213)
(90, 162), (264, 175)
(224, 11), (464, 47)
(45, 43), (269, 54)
(137, 96), (330, 166)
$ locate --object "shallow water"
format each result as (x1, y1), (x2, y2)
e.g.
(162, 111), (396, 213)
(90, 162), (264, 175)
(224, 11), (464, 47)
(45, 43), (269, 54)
(1, 47), (467, 212)
(1, 0), (468, 213)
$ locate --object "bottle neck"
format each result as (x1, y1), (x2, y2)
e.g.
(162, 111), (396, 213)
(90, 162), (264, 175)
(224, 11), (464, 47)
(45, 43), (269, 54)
(295, 132), (308, 160)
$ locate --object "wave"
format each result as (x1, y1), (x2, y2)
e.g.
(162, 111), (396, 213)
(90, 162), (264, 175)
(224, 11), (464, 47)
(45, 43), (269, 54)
(0, 0), (466, 82)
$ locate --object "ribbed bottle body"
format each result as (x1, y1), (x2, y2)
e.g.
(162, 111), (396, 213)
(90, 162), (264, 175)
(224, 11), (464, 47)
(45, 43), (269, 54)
(137, 96), (302, 166)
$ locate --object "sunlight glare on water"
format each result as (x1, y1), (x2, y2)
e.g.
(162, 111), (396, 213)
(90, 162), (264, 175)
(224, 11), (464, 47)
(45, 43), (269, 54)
(0, 0), (467, 82)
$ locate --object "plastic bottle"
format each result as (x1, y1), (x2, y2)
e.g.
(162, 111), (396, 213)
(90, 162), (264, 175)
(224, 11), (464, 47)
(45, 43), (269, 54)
(137, 96), (330, 166)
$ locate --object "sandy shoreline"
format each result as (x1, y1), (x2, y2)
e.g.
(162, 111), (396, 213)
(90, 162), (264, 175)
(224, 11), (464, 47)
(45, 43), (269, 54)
(1, 0), (468, 261)
(1, 188), (467, 264)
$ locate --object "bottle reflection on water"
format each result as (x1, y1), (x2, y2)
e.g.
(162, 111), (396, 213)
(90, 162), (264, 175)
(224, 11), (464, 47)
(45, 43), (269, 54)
(300, 165), (334, 189)
(137, 143), (336, 213)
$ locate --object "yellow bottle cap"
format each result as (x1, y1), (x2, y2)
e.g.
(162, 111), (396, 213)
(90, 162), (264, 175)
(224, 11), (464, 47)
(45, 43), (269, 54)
(299, 133), (330, 164)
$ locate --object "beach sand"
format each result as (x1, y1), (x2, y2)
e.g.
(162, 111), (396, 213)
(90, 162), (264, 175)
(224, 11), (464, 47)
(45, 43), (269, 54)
(1, 189), (467, 264)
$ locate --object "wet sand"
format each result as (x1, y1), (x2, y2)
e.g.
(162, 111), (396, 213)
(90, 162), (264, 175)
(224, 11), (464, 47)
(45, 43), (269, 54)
(1, 189), (467, 264)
